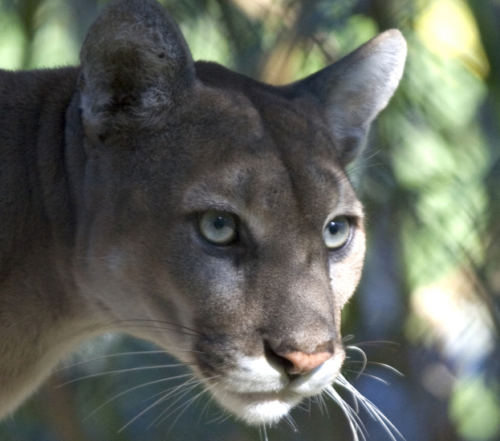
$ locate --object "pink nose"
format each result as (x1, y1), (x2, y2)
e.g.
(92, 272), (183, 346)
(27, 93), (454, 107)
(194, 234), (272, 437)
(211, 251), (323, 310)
(279, 351), (332, 375)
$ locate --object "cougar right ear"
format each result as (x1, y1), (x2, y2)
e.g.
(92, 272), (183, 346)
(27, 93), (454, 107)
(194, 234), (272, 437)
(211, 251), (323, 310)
(287, 30), (407, 166)
(79, 0), (195, 139)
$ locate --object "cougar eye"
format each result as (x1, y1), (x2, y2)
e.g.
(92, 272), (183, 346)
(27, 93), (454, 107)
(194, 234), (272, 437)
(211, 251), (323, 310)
(324, 216), (350, 249)
(199, 210), (237, 245)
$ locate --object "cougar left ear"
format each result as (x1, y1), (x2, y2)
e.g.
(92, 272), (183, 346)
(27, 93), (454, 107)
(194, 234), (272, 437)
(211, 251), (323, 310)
(79, 0), (195, 139)
(287, 30), (407, 166)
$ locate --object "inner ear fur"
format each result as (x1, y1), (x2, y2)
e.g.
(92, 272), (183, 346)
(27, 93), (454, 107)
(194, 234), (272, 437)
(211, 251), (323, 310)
(79, 0), (195, 138)
(288, 30), (407, 166)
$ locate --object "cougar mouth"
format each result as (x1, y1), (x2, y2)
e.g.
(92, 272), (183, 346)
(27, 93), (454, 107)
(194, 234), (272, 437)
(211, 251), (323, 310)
(200, 354), (343, 425)
(209, 387), (303, 425)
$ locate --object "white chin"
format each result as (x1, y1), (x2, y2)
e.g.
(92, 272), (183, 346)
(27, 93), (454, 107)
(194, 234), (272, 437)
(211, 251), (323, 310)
(211, 389), (302, 425)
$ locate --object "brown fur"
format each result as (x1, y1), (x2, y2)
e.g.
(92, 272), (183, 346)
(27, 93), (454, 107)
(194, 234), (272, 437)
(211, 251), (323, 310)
(0, 0), (406, 423)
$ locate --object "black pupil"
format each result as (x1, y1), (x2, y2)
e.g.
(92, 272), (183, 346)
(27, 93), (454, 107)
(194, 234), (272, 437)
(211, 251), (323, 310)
(213, 216), (226, 230)
(329, 221), (341, 235)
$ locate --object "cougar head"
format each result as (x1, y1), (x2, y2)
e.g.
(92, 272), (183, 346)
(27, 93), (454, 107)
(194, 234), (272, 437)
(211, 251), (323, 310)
(72, 0), (406, 424)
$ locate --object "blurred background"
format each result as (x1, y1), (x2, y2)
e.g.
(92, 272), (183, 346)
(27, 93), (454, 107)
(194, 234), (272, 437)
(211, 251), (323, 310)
(0, 0), (499, 440)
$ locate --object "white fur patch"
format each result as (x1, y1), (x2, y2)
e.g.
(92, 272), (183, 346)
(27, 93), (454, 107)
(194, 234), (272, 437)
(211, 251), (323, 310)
(208, 354), (343, 424)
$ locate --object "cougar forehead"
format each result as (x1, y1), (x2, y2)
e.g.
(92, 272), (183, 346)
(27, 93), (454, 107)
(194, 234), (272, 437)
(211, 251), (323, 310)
(99, 65), (355, 218)
(176, 63), (358, 205)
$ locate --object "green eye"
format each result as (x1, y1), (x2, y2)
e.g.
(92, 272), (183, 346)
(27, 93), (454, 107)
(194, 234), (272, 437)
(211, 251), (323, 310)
(324, 216), (350, 249)
(199, 210), (237, 245)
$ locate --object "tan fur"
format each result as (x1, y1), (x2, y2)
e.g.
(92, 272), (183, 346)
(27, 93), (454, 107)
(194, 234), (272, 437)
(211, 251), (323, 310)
(0, 0), (406, 424)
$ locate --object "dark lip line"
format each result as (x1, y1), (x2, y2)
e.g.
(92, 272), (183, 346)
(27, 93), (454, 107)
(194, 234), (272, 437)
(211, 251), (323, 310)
(223, 389), (300, 402)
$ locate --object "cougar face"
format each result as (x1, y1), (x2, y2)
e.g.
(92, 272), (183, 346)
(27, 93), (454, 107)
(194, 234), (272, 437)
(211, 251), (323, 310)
(75, 66), (366, 423)
(0, 0), (405, 426)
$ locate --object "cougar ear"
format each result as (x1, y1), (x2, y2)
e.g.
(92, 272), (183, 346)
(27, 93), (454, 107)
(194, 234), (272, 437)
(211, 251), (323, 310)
(289, 30), (406, 166)
(79, 0), (195, 138)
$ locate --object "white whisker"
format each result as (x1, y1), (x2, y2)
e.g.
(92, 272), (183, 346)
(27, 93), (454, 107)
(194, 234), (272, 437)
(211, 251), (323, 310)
(83, 373), (195, 422)
(349, 340), (401, 350)
(58, 350), (170, 371)
(259, 424), (269, 441)
(118, 377), (202, 432)
(56, 363), (192, 387)
(214, 411), (233, 425)
(324, 384), (366, 441)
(335, 374), (405, 441)
(99, 323), (199, 337)
(345, 345), (368, 380)
(342, 334), (355, 343)
(164, 382), (219, 431)
(147, 380), (213, 429)
(140, 377), (203, 403)
(198, 388), (218, 423)
(283, 413), (299, 433)
(345, 360), (404, 379)
(342, 369), (391, 386)
(58, 348), (205, 372)
(314, 392), (329, 417)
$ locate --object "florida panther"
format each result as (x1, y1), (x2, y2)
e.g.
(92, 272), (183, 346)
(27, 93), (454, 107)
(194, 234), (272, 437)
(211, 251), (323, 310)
(0, 0), (406, 430)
